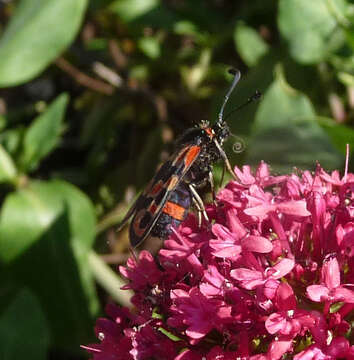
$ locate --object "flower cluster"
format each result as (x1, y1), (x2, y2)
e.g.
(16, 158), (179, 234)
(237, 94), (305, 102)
(85, 161), (354, 359)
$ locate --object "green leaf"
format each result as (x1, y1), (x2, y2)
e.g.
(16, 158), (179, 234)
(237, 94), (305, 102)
(110, 0), (159, 22)
(338, 71), (354, 86)
(234, 22), (269, 67)
(0, 128), (23, 158)
(0, 179), (99, 348)
(0, 288), (49, 360)
(138, 36), (161, 59)
(278, 0), (342, 64)
(317, 116), (354, 154)
(181, 48), (211, 93)
(19, 93), (69, 172)
(246, 65), (343, 172)
(110, 0), (177, 29)
(0, 0), (88, 87)
(173, 20), (199, 36)
(0, 144), (17, 184)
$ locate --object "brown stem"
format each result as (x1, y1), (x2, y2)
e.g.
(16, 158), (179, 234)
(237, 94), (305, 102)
(108, 39), (128, 70)
(55, 57), (115, 95)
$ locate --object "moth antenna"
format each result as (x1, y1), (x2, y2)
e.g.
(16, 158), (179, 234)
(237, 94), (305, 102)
(218, 68), (241, 125)
(224, 90), (262, 121)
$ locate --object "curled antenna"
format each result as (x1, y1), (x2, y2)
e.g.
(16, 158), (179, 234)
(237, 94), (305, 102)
(217, 68), (241, 125)
(224, 90), (262, 121)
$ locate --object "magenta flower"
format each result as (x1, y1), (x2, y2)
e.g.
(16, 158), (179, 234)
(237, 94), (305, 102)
(128, 324), (177, 360)
(230, 256), (294, 291)
(119, 250), (162, 291)
(168, 287), (232, 341)
(306, 255), (354, 311)
(86, 161), (354, 359)
(265, 282), (314, 337)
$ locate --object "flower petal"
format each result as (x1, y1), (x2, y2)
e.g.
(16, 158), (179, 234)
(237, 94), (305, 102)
(241, 235), (273, 253)
(306, 285), (329, 302)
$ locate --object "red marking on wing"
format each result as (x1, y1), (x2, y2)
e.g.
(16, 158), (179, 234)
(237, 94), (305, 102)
(148, 203), (158, 215)
(162, 201), (186, 221)
(132, 210), (147, 237)
(184, 146), (200, 167)
(174, 147), (190, 165)
(151, 181), (163, 196)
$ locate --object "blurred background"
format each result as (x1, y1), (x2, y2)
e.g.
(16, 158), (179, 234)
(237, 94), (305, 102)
(0, 0), (353, 358)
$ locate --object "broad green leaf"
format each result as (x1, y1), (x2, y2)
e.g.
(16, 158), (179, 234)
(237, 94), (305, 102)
(317, 116), (354, 154)
(19, 93), (69, 172)
(0, 144), (17, 184)
(0, 180), (99, 348)
(246, 65), (343, 172)
(0, 0), (88, 87)
(234, 22), (269, 67)
(0, 288), (49, 360)
(278, 0), (345, 64)
(110, 0), (159, 22)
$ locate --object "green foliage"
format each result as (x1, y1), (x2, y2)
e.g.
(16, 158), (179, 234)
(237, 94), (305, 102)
(278, 0), (343, 64)
(0, 0), (88, 87)
(19, 94), (68, 172)
(247, 65), (342, 172)
(110, 0), (159, 22)
(0, 0), (353, 358)
(0, 288), (49, 360)
(0, 180), (99, 348)
(234, 22), (270, 67)
(0, 145), (17, 184)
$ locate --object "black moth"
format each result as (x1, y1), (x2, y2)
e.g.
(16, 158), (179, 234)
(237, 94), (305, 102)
(118, 69), (259, 248)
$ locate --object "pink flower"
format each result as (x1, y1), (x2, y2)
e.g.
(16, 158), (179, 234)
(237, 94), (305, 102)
(127, 324), (177, 360)
(265, 283), (314, 337)
(209, 223), (272, 259)
(85, 161), (354, 360)
(82, 306), (134, 359)
(233, 161), (287, 188)
(119, 250), (162, 291)
(159, 227), (204, 277)
(199, 264), (230, 297)
(168, 287), (232, 341)
(307, 255), (354, 307)
(294, 337), (351, 360)
(230, 257), (294, 291)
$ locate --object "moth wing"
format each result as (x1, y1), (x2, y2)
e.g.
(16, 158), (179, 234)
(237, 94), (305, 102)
(116, 196), (139, 233)
(129, 145), (201, 247)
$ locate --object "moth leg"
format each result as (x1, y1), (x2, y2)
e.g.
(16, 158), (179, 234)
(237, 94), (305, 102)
(191, 195), (203, 228)
(189, 184), (209, 222)
(213, 138), (237, 180)
(208, 170), (217, 206)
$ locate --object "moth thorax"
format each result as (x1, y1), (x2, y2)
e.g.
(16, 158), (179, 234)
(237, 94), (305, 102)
(213, 121), (230, 143)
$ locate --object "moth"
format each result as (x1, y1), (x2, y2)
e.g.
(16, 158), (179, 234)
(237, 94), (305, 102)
(118, 69), (256, 247)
